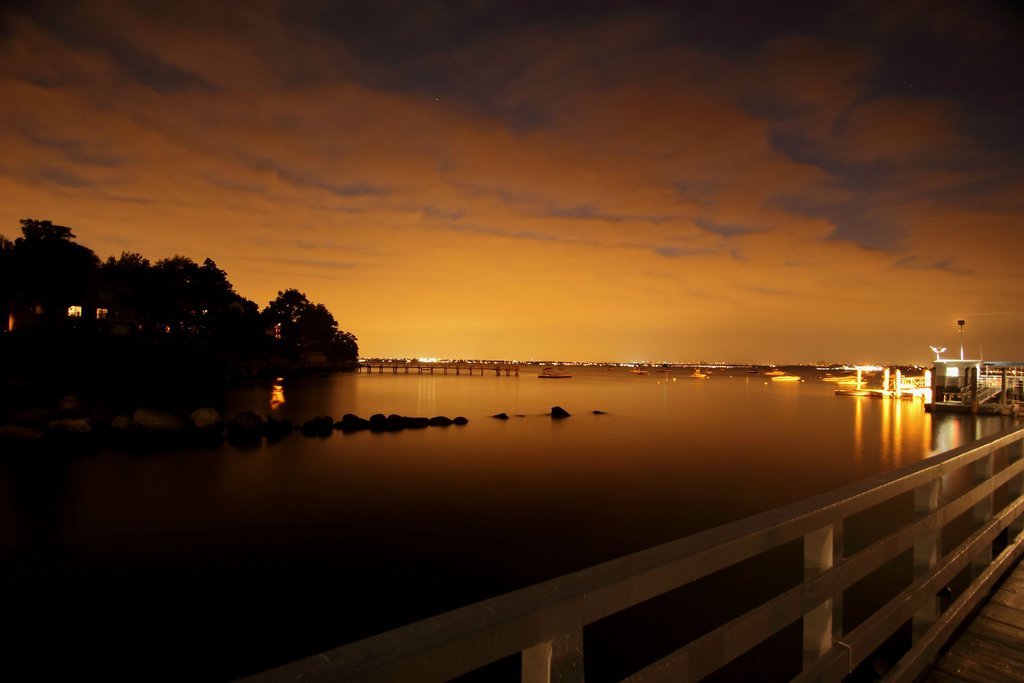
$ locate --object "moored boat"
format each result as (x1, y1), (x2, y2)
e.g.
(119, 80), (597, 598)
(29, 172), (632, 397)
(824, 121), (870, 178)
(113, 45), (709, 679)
(539, 366), (572, 379)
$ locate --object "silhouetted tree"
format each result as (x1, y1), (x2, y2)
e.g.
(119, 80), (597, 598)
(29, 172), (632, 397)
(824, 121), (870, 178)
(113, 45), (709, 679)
(9, 218), (99, 327)
(262, 289), (358, 359)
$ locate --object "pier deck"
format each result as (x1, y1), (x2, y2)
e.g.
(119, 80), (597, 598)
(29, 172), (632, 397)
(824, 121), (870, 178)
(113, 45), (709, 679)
(358, 363), (519, 376)
(925, 558), (1024, 683)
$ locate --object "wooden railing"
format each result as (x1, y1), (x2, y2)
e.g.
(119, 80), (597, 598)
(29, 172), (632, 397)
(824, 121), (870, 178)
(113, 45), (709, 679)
(245, 423), (1024, 683)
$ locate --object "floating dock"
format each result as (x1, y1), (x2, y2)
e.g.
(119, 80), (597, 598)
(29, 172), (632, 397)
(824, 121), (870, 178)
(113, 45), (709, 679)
(928, 359), (1024, 415)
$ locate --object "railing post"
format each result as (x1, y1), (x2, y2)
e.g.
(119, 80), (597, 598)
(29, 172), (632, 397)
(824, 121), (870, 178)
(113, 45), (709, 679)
(971, 451), (995, 577)
(912, 479), (941, 642)
(1008, 439), (1024, 541)
(522, 628), (584, 683)
(803, 523), (839, 669)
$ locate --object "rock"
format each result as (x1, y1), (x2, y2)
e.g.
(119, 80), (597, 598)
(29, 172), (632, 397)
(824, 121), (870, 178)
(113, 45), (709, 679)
(385, 414), (405, 431)
(402, 416), (430, 429)
(592, 410), (607, 415)
(491, 413), (509, 420)
(226, 411), (263, 443)
(56, 395), (87, 418)
(428, 416), (452, 426)
(550, 406), (570, 419)
(335, 414), (370, 432)
(110, 415), (135, 432)
(301, 415), (334, 437)
(263, 415), (293, 442)
(0, 424), (44, 444)
(369, 413), (388, 431)
(452, 416), (469, 425)
(134, 408), (189, 432)
(190, 408), (224, 433)
(7, 408), (53, 429)
(48, 418), (94, 434)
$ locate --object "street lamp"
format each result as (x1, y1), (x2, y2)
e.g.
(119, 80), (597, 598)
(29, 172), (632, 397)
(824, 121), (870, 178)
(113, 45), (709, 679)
(957, 320), (965, 360)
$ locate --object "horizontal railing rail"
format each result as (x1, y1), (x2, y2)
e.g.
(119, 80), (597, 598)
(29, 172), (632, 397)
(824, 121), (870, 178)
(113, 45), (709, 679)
(245, 423), (1024, 683)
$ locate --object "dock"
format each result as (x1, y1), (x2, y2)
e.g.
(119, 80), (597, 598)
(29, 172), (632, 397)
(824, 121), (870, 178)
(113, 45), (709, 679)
(930, 360), (1024, 415)
(246, 423), (1024, 683)
(925, 558), (1024, 682)
(358, 363), (519, 376)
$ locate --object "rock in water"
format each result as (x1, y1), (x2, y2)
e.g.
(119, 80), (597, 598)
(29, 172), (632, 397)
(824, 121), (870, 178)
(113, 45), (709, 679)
(190, 408), (224, 433)
(263, 415), (293, 441)
(336, 414), (371, 432)
(452, 416), (469, 425)
(550, 406), (570, 418)
(134, 408), (189, 433)
(48, 418), (94, 434)
(428, 416), (452, 426)
(491, 413), (509, 420)
(301, 415), (334, 437)
(592, 410), (607, 415)
(227, 411), (263, 444)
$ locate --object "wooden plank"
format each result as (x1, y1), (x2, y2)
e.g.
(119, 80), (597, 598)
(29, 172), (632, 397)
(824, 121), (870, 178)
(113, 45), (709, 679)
(965, 614), (1024, 650)
(925, 668), (974, 683)
(974, 602), (1024, 630)
(989, 584), (1024, 611)
(932, 633), (1024, 683)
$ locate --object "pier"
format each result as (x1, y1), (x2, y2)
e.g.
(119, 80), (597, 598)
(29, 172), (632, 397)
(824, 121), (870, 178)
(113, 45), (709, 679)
(247, 423), (1024, 683)
(930, 360), (1024, 415)
(358, 363), (520, 376)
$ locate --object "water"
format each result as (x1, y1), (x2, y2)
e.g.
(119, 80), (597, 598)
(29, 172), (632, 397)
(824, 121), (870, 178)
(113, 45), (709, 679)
(1, 366), (1015, 680)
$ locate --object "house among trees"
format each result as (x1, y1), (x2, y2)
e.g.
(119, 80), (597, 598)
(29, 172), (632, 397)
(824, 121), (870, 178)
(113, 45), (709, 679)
(1, 219), (358, 364)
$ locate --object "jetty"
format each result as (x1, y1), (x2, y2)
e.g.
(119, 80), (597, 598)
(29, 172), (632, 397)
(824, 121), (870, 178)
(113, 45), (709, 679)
(246, 423), (1024, 683)
(358, 363), (519, 376)
(929, 360), (1024, 415)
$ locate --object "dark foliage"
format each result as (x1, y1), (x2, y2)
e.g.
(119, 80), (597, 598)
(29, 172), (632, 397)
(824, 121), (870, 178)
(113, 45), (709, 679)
(0, 218), (359, 368)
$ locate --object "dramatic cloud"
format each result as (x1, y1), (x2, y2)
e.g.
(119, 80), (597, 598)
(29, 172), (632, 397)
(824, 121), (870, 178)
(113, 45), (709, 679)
(1, 0), (1022, 361)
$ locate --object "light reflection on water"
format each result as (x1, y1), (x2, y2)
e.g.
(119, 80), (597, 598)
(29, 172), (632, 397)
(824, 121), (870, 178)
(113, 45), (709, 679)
(3, 366), (1018, 680)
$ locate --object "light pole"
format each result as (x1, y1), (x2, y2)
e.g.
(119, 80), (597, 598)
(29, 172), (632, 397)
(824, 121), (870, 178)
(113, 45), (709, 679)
(957, 319), (965, 360)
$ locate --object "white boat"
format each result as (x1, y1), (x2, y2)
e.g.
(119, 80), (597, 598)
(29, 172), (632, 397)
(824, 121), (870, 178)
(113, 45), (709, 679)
(629, 369), (648, 375)
(764, 369), (786, 377)
(771, 375), (801, 382)
(539, 366), (572, 379)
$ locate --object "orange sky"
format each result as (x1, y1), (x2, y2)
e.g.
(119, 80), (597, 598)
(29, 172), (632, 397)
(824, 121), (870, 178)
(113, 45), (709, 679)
(1, 1), (1022, 363)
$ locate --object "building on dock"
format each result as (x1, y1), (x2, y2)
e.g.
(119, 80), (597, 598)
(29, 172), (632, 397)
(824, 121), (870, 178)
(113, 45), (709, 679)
(928, 359), (1024, 414)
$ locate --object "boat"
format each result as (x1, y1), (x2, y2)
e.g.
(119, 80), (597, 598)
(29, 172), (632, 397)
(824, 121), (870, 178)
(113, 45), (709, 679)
(835, 388), (872, 396)
(628, 368), (648, 375)
(771, 375), (801, 382)
(764, 369), (786, 376)
(538, 366), (572, 379)
(690, 369), (708, 379)
(822, 375), (856, 383)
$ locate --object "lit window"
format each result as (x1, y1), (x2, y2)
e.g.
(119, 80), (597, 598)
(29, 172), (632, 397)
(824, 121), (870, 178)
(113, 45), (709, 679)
(35, 305), (44, 315)
(946, 367), (959, 378)
(96, 307), (108, 319)
(67, 305), (83, 318)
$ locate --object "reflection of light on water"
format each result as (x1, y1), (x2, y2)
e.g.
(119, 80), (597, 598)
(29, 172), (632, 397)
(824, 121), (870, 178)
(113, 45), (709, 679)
(881, 397), (890, 464)
(270, 378), (286, 410)
(931, 418), (962, 455)
(854, 397), (863, 466)
(894, 399), (902, 464)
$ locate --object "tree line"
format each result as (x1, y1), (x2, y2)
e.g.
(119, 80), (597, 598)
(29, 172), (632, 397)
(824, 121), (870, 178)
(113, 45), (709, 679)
(0, 219), (358, 361)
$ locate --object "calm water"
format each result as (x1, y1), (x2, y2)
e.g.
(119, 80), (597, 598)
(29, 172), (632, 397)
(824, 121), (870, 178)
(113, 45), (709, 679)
(1, 366), (1016, 680)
